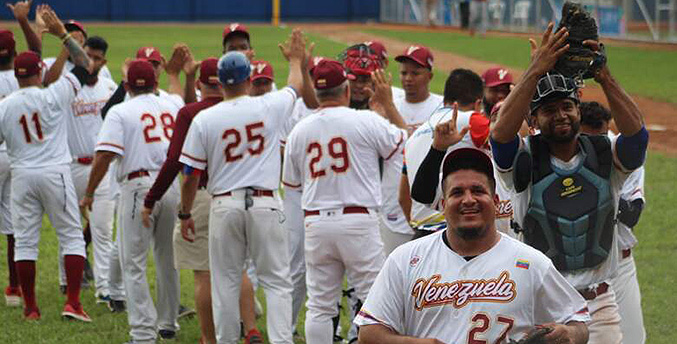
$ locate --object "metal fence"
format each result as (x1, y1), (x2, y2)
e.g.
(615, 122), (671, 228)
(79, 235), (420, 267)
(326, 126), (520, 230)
(380, 0), (676, 42)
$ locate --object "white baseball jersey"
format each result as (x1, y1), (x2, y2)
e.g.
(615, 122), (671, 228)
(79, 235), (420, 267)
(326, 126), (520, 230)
(44, 57), (114, 82)
(404, 107), (516, 234)
(96, 93), (183, 181)
(496, 135), (630, 289)
(0, 73), (81, 169)
(354, 231), (590, 342)
(381, 93), (444, 234)
(391, 86), (405, 100)
(179, 87), (297, 194)
(617, 166), (644, 250)
(0, 70), (20, 153)
(283, 106), (407, 211)
(279, 99), (313, 147)
(67, 77), (118, 158)
(124, 88), (183, 109)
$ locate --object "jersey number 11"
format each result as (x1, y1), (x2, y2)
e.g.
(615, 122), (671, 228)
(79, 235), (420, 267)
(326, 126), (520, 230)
(19, 113), (43, 143)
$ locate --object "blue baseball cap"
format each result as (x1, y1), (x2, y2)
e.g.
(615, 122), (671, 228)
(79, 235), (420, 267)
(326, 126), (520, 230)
(218, 51), (251, 85)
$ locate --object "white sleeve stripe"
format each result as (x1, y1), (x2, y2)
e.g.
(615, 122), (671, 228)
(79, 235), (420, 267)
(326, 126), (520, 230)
(97, 142), (124, 151)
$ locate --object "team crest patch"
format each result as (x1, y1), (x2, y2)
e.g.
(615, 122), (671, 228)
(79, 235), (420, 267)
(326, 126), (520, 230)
(410, 255), (421, 267)
(516, 259), (530, 269)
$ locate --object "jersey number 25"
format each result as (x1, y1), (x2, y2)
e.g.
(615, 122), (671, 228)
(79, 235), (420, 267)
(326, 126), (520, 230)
(222, 122), (265, 162)
(307, 137), (349, 178)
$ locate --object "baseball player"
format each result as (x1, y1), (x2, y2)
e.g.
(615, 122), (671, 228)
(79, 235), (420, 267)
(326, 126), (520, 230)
(579, 101), (647, 344)
(222, 23), (254, 58)
(380, 45), (443, 256)
(41, 35), (118, 304)
(481, 66), (513, 115)
(42, 18), (114, 84)
(490, 24), (648, 344)
(282, 60), (408, 344)
(407, 69), (517, 238)
(178, 29), (305, 343)
(355, 148), (590, 344)
(1, 0), (43, 307)
(0, 6), (93, 321)
(250, 60), (274, 96)
(362, 41), (405, 100)
(141, 57), (223, 344)
(82, 59), (183, 343)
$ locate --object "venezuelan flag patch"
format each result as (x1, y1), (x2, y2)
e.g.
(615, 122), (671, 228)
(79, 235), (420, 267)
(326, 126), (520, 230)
(516, 259), (530, 269)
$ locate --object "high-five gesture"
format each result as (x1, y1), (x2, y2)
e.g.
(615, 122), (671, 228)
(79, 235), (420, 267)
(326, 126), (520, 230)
(40, 5), (91, 72)
(432, 103), (469, 151)
(279, 28), (306, 62)
(528, 22), (569, 77)
(7, 0), (31, 21)
(39, 5), (67, 38)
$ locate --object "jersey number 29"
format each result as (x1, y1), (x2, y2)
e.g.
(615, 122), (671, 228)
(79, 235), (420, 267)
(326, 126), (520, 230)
(307, 137), (349, 178)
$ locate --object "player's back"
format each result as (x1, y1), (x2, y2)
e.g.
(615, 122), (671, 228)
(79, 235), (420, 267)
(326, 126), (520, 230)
(103, 93), (180, 181)
(0, 75), (80, 168)
(287, 107), (405, 210)
(0, 70), (18, 98)
(187, 89), (295, 193)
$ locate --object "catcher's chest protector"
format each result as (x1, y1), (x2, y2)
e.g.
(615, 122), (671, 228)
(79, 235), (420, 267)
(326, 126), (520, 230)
(514, 134), (615, 272)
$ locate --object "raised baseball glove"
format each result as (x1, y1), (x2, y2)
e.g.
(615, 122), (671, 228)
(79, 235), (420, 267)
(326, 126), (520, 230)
(507, 326), (553, 344)
(553, 1), (606, 80)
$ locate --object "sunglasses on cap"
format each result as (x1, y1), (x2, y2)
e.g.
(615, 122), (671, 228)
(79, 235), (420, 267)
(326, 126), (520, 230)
(532, 73), (578, 103)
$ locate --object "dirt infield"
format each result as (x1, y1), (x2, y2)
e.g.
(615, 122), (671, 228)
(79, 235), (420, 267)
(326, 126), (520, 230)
(299, 23), (677, 155)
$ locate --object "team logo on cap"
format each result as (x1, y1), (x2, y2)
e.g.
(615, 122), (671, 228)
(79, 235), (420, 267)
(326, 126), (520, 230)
(406, 46), (420, 55)
(136, 79), (146, 86)
(144, 48), (155, 58)
(209, 76), (219, 83)
(312, 57), (325, 66)
(254, 63), (266, 74)
(317, 78), (327, 87)
(230, 23), (240, 32)
(498, 69), (508, 80)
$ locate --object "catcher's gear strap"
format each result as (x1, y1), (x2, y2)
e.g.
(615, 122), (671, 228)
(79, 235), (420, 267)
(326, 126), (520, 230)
(618, 198), (644, 228)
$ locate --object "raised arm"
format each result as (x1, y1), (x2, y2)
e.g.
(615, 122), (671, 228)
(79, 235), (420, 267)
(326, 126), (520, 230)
(8, 0), (41, 55)
(40, 6), (90, 72)
(182, 52), (200, 105)
(42, 48), (68, 86)
(279, 29), (305, 94)
(491, 23), (569, 143)
(370, 69), (406, 130)
(165, 44), (187, 98)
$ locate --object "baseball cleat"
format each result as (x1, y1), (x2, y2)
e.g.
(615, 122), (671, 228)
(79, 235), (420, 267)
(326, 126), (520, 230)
(177, 304), (195, 319)
(24, 309), (41, 321)
(244, 329), (264, 344)
(158, 329), (176, 340)
(62, 303), (92, 322)
(4, 286), (22, 307)
(96, 293), (111, 304)
(108, 299), (126, 313)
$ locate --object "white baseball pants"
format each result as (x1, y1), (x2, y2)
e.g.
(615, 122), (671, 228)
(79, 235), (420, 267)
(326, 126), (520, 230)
(610, 252), (646, 344)
(209, 190), (293, 344)
(58, 162), (116, 296)
(304, 210), (385, 344)
(587, 285), (623, 344)
(284, 188), (307, 328)
(118, 176), (180, 343)
(12, 164), (85, 261)
(0, 152), (12, 235)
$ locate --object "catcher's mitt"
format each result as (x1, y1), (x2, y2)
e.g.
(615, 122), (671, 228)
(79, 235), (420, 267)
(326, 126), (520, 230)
(507, 326), (553, 344)
(553, 1), (606, 80)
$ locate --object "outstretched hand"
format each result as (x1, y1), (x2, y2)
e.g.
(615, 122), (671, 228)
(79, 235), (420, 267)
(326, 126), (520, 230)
(7, 0), (32, 21)
(528, 22), (569, 76)
(432, 103), (469, 151)
(39, 5), (67, 38)
(368, 69), (394, 111)
(166, 44), (188, 76)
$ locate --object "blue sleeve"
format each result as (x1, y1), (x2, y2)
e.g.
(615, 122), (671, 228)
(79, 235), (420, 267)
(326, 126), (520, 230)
(616, 126), (649, 171)
(490, 136), (521, 170)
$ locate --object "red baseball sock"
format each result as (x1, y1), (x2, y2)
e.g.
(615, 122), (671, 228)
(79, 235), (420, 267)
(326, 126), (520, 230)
(64, 255), (85, 306)
(15, 260), (37, 312)
(6, 235), (19, 288)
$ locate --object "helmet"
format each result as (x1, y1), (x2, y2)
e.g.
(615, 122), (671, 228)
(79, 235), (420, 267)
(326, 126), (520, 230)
(218, 51), (251, 85)
(530, 72), (579, 114)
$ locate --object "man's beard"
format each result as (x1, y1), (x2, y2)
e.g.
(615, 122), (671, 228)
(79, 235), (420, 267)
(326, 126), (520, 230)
(350, 97), (370, 110)
(542, 120), (580, 143)
(454, 225), (487, 240)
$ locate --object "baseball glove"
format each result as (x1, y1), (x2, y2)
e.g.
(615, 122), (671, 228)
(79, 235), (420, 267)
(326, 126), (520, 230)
(553, 1), (606, 80)
(507, 326), (553, 344)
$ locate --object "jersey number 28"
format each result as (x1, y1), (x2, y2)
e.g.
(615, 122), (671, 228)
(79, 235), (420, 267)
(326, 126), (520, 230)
(306, 137), (349, 178)
(142, 113), (175, 143)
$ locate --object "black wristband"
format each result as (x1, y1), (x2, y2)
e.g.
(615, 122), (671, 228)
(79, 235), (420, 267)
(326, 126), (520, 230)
(178, 212), (191, 220)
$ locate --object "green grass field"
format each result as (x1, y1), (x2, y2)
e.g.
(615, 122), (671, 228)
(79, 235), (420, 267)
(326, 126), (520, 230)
(0, 23), (675, 343)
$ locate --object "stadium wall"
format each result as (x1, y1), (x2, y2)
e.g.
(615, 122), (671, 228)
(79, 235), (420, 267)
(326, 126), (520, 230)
(0, 0), (379, 22)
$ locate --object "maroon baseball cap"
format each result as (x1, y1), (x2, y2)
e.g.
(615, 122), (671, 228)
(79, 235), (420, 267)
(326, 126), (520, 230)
(127, 59), (157, 89)
(14, 51), (41, 78)
(309, 56), (327, 76)
(199, 57), (220, 86)
(482, 67), (514, 87)
(0, 30), (16, 58)
(223, 23), (250, 41)
(312, 59), (348, 90)
(364, 40), (388, 61)
(136, 47), (163, 64)
(64, 20), (87, 38)
(441, 147), (495, 188)
(251, 60), (274, 82)
(395, 45), (434, 69)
